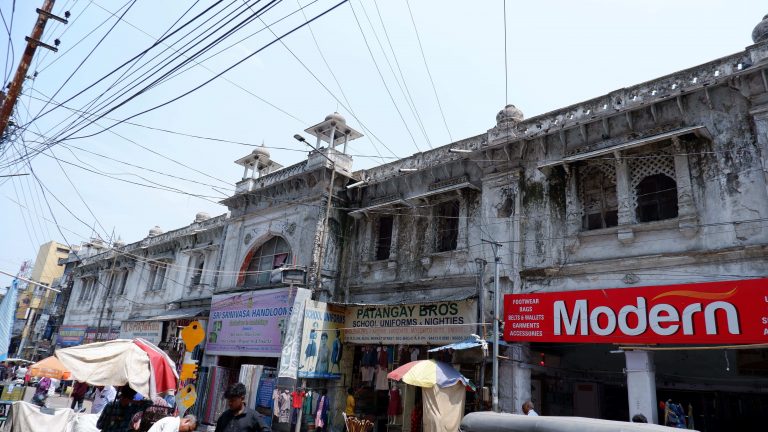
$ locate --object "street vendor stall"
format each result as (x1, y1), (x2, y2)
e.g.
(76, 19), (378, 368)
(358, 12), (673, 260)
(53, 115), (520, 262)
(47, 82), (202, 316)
(55, 338), (178, 398)
(29, 356), (71, 380)
(388, 360), (473, 432)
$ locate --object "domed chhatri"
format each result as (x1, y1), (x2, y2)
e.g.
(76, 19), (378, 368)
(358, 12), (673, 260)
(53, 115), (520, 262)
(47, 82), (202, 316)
(496, 104), (524, 127)
(195, 212), (211, 223)
(325, 111), (346, 124)
(148, 226), (163, 237)
(753, 14), (768, 44)
(251, 145), (270, 159)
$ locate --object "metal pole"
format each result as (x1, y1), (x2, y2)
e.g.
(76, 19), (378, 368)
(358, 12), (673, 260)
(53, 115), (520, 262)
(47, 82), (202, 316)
(481, 238), (502, 413)
(492, 252), (500, 412)
(0, 269), (60, 292)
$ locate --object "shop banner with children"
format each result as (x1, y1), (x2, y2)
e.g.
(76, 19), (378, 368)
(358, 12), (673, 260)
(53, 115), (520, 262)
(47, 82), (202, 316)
(298, 300), (345, 379)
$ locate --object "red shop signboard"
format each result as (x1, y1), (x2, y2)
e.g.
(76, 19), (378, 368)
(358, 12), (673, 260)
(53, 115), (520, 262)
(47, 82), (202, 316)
(503, 278), (768, 344)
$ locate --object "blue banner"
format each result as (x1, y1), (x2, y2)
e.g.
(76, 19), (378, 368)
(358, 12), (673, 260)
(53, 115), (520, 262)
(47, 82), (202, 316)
(0, 280), (20, 360)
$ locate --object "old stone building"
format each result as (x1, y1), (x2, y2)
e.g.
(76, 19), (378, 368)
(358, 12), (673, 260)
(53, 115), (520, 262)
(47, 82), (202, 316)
(62, 212), (226, 350)
(55, 14), (768, 432)
(338, 13), (768, 430)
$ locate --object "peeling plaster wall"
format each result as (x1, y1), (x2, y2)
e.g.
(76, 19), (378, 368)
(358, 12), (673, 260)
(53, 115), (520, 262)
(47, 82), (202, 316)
(516, 70), (768, 293)
(64, 216), (227, 329)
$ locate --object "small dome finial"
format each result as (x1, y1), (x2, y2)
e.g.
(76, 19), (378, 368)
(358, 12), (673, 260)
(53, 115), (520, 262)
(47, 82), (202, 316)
(496, 104), (524, 127)
(148, 226), (163, 237)
(752, 13), (768, 44)
(325, 112), (346, 124)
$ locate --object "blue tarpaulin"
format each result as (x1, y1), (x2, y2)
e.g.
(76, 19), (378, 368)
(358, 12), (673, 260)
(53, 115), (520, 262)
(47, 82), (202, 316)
(427, 334), (509, 353)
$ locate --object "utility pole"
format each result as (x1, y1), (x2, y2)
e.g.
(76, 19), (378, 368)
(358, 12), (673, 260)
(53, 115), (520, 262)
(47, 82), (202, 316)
(0, 0), (67, 138)
(94, 251), (119, 342)
(482, 238), (502, 413)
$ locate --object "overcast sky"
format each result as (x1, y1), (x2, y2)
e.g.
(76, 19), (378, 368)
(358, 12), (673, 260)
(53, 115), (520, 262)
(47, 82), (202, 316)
(1, 0), (765, 287)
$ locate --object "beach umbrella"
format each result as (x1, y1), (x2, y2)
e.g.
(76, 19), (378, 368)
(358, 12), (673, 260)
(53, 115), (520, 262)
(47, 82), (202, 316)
(55, 338), (177, 398)
(387, 359), (474, 389)
(29, 356), (71, 379)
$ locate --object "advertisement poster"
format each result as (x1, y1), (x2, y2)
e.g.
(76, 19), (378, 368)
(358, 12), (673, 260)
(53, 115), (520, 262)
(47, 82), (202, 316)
(277, 288), (311, 379)
(206, 288), (293, 357)
(298, 300), (345, 379)
(120, 321), (163, 345)
(84, 326), (119, 343)
(56, 325), (86, 347)
(344, 300), (476, 345)
(504, 278), (768, 344)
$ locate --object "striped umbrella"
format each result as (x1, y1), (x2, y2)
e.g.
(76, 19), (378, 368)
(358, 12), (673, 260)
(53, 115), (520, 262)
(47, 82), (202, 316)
(387, 359), (474, 389)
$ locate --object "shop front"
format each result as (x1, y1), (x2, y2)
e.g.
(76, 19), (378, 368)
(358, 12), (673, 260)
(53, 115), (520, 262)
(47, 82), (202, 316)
(83, 325), (120, 343)
(340, 299), (478, 432)
(504, 278), (768, 431)
(200, 288), (296, 427)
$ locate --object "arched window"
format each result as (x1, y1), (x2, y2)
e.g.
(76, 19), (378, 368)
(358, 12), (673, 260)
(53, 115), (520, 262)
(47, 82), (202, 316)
(635, 174), (678, 222)
(243, 237), (292, 286)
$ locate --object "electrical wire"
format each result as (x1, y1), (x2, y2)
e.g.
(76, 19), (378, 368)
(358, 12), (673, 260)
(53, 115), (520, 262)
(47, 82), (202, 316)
(42, 0), (349, 148)
(348, 0), (422, 152)
(404, 0), (452, 143)
(293, 0), (387, 164)
(359, 0), (431, 148)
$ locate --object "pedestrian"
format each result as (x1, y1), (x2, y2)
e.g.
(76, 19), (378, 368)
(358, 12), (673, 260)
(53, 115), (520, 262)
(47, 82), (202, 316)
(96, 385), (152, 432)
(631, 413), (648, 423)
(215, 382), (270, 432)
(71, 380), (89, 411)
(32, 377), (51, 406)
(345, 387), (355, 417)
(91, 385), (117, 414)
(48, 378), (60, 397)
(15, 364), (27, 381)
(522, 401), (539, 416)
(147, 414), (198, 432)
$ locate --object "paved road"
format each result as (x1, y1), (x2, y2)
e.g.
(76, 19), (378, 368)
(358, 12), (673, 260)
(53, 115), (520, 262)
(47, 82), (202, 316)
(21, 385), (93, 411)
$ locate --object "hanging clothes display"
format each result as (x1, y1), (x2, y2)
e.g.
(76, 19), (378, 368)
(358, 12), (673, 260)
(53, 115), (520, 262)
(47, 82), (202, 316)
(378, 346), (389, 368)
(387, 387), (402, 416)
(278, 390), (291, 423)
(303, 391), (315, 425)
(238, 364), (264, 409)
(196, 366), (235, 425)
(374, 366), (389, 390)
(315, 392), (329, 431)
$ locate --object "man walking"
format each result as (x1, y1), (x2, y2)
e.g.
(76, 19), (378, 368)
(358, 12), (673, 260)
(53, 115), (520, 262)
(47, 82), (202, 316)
(148, 415), (198, 432)
(71, 380), (89, 411)
(215, 383), (270, 432)
(522, 401), (539, 416)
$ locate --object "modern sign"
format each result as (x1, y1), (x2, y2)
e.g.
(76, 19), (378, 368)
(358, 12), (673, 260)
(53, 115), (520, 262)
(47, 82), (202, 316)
(119, 321), (163, 345)
(205, 288), (293, 357)
(345, 300), (476, 345)
(504, 278), (768, 344)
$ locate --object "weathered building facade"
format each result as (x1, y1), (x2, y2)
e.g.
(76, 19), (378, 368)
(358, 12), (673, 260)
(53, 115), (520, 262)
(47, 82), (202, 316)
(338, 13), (768, 430)
(54, 14), (768, 431)
(62, 212), (226, 351)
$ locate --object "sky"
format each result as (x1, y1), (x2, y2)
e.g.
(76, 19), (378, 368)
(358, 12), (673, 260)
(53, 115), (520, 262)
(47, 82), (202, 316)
(0, 0), (765, 287)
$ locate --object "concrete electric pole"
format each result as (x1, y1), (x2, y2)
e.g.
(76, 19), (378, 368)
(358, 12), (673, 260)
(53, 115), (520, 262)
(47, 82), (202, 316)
(482, 238), (503, 413)
(0, 0), (67, 138)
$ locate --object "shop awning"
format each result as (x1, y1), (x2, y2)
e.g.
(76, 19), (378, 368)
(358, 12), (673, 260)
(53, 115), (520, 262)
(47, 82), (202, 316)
(427, 335), (508, 353)
(127, 307), (208, 322)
